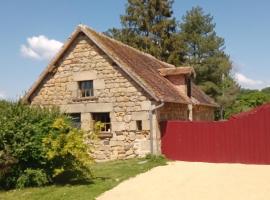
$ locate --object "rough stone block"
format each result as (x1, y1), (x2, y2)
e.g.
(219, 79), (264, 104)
(142, 120), (150, 130)
(94, 79), (105, 89)
(129, 132), (136, 141)
(129, 121), (137, 131)
(81, 112), (92, 131)
(132, 111), (149, 120)
(111, 122), (125, 131)
(140, 101), (151, 110)
(117, 135), (125, 141)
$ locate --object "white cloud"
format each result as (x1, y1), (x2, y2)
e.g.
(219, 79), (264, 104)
(21, 35), (63, 60)
(235, 73), (264, 89)
(0, 91), (6, 99)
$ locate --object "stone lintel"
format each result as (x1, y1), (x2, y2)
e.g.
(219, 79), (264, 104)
(73, 71), (97, 81)
(60, 103), (113, 113)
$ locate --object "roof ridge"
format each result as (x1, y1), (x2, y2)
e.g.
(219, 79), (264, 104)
(79, 24), (175, 69)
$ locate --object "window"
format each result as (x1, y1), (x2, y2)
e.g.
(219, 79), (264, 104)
(92, 112), (111, 132)
(136, 120), (142, 131)
(78, 80), (93, 97)
(68, 113), (81, 128)
(185, 77), (191, 97)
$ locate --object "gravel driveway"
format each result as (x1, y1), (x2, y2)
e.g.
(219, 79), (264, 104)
(97, 161), (270, 200)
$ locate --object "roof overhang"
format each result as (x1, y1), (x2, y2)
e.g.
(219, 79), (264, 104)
(158, 66), (196, 78)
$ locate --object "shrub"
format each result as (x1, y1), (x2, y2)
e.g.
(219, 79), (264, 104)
(42, 118), (93, 183)
(0, 100), (94, 189)
(16, 169), (49, 188)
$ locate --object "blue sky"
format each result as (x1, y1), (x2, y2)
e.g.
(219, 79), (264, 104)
(1, 0), (270, 99)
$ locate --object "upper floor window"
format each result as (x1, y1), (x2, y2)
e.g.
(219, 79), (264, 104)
(79, 80), (93, 97)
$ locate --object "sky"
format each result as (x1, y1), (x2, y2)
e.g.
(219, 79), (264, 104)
(1, 0), (270, 100)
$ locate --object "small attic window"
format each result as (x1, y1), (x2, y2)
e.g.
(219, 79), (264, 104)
(78, 80), (93, 97)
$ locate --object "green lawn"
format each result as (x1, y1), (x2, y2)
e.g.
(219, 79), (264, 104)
(0, 156), (167, 200)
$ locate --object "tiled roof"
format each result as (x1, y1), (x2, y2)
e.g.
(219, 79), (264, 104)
(83, 26), (189, 104)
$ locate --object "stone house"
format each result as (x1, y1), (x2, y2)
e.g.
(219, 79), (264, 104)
(23, 25), (218, 161)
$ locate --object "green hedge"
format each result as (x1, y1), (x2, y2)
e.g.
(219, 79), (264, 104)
(0, 100), (93, 189)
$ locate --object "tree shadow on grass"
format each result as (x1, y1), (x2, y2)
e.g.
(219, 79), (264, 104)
(53, 171), (112, 186)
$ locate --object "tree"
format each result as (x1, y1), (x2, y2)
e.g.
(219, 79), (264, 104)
(225, 89), (270, 118)
(179, 6), (239, 113)
(107, 0), (185, 64)
(216, 75), (239, 119)
(261, 87), (270, 95)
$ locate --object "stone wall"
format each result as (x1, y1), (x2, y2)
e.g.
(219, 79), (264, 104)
(30, 33), (154, 161)
(193, 105), (215, 121)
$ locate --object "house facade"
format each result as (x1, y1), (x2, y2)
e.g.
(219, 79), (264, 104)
(24, 25), (218, 161)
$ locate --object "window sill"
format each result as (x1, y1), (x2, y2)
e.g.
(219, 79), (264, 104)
(72, 96), (98, 102)
(98, 132), (113, 139)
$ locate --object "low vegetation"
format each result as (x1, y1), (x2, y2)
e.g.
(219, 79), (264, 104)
(0, 100), (94, 189)
(0, 156), (167, 200)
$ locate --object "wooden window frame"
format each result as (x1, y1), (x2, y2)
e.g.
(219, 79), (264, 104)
(78, 80), (94, 98)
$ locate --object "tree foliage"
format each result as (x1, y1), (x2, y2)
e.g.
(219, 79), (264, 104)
(107, 0), (185, 64)
(108, 2), (239, 117)
(179, 7), (234, 92)
(0, 101), (94, 189)
(178, 7), (239, 116)
(225, 88), (270, 118)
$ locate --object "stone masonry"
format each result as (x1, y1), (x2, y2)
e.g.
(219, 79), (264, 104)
(30, 33), (159, 161)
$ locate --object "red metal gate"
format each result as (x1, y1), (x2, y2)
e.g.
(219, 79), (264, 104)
(161, 103), (270, 164)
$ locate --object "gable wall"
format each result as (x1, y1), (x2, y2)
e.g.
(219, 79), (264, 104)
(30, 33), (155, 160)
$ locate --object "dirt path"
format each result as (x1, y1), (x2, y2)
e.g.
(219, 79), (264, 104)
(97, 161), (270, 200)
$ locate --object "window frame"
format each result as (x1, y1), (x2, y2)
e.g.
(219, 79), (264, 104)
(78, 80), (94, 98)
(185, 76), (192, 97)
(68, 113), (81, 128)
(91, 112), (111, 133)
(136, 120), (143, 131)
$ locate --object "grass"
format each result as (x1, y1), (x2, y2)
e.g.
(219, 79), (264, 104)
(0, 155), (167, 200)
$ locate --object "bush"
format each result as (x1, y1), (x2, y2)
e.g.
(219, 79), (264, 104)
(0, 100), (94, 189)
(16, 169), (49, 188)
(42, 118), (93, 183)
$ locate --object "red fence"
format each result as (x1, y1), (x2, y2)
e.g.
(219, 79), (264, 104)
(161, 104), (270, 164)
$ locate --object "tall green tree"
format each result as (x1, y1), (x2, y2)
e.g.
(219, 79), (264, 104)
(179, 6), (239, 117)
(107, 0), (185, 64)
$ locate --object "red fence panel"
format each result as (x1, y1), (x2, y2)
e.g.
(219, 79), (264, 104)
(161, 104), (270, 164)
